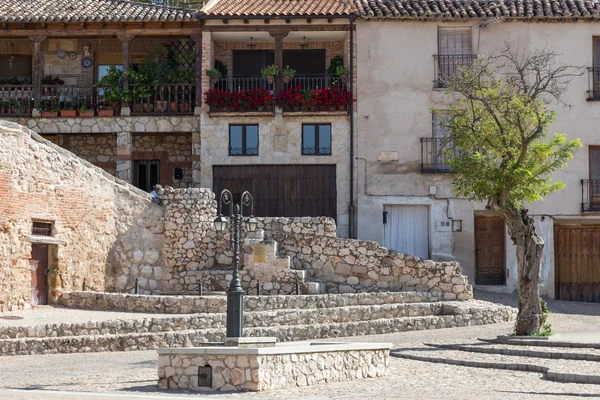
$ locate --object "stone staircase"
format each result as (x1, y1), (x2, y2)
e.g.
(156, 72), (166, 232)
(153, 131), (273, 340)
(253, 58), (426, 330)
(392, 336), (600, 384)
(0, 293), (516, 356)
(194, 231), (326, 295)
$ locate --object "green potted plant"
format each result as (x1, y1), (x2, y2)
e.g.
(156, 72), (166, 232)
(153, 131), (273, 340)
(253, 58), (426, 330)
(206, 68), (222, 87)
(335, 65), (349, 83)
(60, 101), (76, 117)
(94, 66), (123, 113)
(282, 66), (296, 84)
(98, 103), (114, 117)
(40, 99), (59, 117)
(78, 102), (94, 117)
(261, 65), (278, 84)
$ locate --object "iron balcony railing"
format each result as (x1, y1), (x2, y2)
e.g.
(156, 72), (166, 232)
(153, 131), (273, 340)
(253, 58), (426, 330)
(0, 84), (34, 116)
(434, 54), (477, 89)
(581, 179), (600, 212)
(587, 67), (600, 100)
(421, 137), (458, 173)
(130, 84), (195, 115)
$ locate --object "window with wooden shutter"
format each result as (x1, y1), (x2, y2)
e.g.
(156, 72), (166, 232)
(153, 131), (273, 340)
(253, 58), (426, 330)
(587, 146), (600, 211)
(435, 28), (474, 88)
(438, 27), (472, 55)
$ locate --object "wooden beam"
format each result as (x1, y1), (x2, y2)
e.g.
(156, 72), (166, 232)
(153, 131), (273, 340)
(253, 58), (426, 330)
(191, 33), (202, 109)
(202, 25), (349, 32)
(0, 28), (203, 37)
(29, 35), (46, 110)
(117, 34), (134, 106)
(269, 30), (288, 98)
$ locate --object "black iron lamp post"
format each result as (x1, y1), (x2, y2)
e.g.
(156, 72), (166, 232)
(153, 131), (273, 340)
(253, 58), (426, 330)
(213, 189), (258, 338)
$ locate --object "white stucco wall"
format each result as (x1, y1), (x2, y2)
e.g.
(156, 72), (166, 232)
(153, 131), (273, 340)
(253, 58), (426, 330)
(355, 19), (600, 296)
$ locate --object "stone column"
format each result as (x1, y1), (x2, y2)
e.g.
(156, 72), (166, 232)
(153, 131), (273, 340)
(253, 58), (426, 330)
(192, 130), (201, 187)
(191, 33), (202, 115)
(201, 32), (212, 113)
(116, 131), (132, 182)
(269, 31), (289, 98)
(117, 34), (135, 116)
(29, 36), (46, 115)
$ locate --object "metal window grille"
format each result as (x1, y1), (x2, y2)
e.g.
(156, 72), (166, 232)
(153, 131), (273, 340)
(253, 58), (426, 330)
(32, 221), (53, 236)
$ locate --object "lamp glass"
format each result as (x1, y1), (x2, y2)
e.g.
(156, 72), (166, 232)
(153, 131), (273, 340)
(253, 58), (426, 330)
(245, 216), (258, 232)
(214, 215), (228, 232)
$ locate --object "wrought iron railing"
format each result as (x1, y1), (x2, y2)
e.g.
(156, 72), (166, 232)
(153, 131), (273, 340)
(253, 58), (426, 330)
(228, 146), (258, 156)
(130, 83), (195, 115)
(434, 54), (477, 89)
(284, 74), (346, 92)
(0, 85), (34, 116)
(421, 137), (457, 173)
(206, 77), (275, 113)
(581, 179), (600, 212)
(587, 67), (600, 100)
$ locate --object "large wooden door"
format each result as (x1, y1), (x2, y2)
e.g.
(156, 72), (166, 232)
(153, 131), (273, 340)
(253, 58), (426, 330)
(554, 225), (600, 303)
(213, 165), (337, 219)
(475, 215), (506, 285)
(29, 244), (48, 305)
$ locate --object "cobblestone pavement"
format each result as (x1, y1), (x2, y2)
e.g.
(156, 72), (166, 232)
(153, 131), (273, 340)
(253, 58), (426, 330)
(0, 291), (599, 399)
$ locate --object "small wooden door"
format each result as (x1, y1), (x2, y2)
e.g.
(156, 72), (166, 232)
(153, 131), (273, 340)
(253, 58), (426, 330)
(29, 244), (48, 305)
(554, 225), (600, 303)
(475, 215), (506, 285)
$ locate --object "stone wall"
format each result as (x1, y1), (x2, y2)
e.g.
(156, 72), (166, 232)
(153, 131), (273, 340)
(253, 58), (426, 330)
(199, 112), (351, 237)
(7, 115), (200, 188)
(0, 120), (165, 310)
(51, 133), (117, 175)
(159, 188), (473, 300)
(157, 346), (390, 391)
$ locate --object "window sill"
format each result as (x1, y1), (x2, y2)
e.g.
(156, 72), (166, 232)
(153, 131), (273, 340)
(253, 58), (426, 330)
(209, 111), (274, 118)
(283, 111), (348, 117)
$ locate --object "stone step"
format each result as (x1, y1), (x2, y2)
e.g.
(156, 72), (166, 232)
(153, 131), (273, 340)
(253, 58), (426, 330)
(392, 344), (600, 384)
(429, 342), (600, 361)
(0, 310), (515, 356)
(56, 290), (457, 314)
(0, 301), (478, 339)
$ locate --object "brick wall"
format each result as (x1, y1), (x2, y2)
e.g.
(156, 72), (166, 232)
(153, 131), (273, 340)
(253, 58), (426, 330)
(0, 120), (164, 311)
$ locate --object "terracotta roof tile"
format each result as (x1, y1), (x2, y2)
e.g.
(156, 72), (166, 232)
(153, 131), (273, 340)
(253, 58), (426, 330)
(201, 0), (356, 16)
(0, 0), (198, 23)
(351, 0), (600, 19)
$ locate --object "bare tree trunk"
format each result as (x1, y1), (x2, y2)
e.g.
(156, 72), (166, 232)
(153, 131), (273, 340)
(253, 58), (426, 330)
(505, 208), (544, 335)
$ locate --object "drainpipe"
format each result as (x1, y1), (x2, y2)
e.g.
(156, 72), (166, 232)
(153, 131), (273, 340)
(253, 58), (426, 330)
(348, 15), (356, 239)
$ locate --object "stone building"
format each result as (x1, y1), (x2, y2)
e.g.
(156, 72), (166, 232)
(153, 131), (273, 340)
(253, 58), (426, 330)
(352, 0), (600, 302)
(0, 0), (357, 237)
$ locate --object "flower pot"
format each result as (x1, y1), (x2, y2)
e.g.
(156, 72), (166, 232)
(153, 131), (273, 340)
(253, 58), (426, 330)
(340, 74), (347, 83)
(284, 75), (291, 84)
(134, 104), (142, 113)
(169, 102), (178, 113)
(266, 76), (274, 84)
(60, 110), (77, 117)
(41, 111), (58, 117)
(98, 109), (114, 117)
(183, 103), (190, 113)
(148, 103), (155, 112)
(111, 101), (118, 111)
(178, 103), (185, 113)
(142, 104), (150, 113)
(78, 110), (95, 117)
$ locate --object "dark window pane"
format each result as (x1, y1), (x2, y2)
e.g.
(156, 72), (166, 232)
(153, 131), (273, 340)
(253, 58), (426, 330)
(230, 125), (243, 152)
(246, 126), (258, 155)
(318, 125), (331, 154)
(303, 125), (316, 155)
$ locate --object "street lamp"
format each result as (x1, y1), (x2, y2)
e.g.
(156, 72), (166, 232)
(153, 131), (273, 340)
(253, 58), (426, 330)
(213, 189), (257, 338)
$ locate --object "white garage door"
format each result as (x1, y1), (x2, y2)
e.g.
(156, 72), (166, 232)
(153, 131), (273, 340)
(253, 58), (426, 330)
(384, 205), (429, 259)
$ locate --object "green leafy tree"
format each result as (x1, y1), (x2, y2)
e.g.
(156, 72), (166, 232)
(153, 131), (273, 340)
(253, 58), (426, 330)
(439, 45), (583, 335)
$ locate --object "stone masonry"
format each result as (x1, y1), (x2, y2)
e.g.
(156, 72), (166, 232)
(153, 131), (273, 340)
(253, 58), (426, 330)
(0, 120), (164, 310)
(160, 188), (473, 300)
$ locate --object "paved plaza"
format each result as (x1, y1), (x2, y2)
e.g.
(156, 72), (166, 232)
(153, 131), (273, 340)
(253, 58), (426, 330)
(0, 291), (599, 399)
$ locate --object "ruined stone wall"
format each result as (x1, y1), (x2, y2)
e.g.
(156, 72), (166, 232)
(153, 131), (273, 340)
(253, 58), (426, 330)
(0, 120), (164, 311)
(52, 133), (117, 175)
(160, 188), (473, 299)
